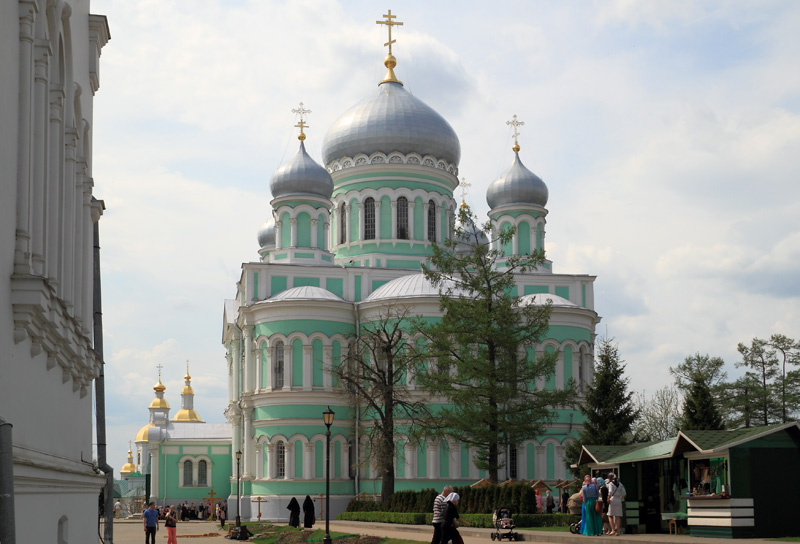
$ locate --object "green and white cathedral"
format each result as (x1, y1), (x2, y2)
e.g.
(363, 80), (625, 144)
(222, 21), (600, 522)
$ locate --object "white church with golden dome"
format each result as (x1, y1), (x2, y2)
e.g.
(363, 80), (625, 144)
(132, 366), (232, 505)
(220, 11), (600, 522)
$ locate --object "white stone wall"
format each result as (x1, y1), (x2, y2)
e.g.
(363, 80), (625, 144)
(0, 1), (109, 543)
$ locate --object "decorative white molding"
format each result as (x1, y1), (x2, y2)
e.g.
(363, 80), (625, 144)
(327, 152), (458, 176)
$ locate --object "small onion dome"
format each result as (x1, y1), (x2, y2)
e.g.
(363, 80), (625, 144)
(148, 396), (169, 410)
(454, 217), (490, 255)
(486, 152), (548, 209)
(135, 423), (153, 443)
(172, 408), (203, 422)
(270, 141), (333, 199)
(120, 449), (136, 475)
(322, 81), (461, 167)
(181, 383), (194, 395)
(153, 379), (166, 392)
(257, 218), (276, 249)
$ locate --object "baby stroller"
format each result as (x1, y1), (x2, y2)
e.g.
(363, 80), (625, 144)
(491, 506), (520, 541)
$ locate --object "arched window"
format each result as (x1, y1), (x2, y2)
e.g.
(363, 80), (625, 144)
(339, 203), (347, 244)
(364, 197), (376, 240)
(427, 200), (436, 242)
(397, 197), (409, 239)
(198, 460), (208, 486)
(276, 441), (286, 478)
(275, 341), (285, 388)
(183, 460), (193, 487)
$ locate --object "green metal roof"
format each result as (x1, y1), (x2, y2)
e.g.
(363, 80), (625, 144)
(608, 439), (676, 463)
(579, 443), (655, 465)
(675, 422), (800, 453)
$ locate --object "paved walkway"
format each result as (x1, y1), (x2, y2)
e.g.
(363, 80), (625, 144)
(104, 519), (777, 544)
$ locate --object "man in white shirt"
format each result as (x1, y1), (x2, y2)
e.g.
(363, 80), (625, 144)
(431, 485), (453, 544)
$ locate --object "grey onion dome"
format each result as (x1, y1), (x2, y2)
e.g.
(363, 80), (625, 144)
(270, 141), (333, 199)
(486, 152), (549, 209)
(322, 81), (461, 167)
(455, 213), (490, 254)
(256, 218), (275, 249)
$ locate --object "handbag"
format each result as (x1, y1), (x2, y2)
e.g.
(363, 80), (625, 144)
(594, 500), (603, 514)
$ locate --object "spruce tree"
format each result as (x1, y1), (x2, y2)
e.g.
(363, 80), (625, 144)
(682, 373), (724, 430)
(415, 205), (576, 483)
(566, 338), (638, 475)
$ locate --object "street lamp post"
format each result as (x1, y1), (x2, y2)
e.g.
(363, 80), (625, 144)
(236, 450), (242, 527)
(322, 407), (335, 544)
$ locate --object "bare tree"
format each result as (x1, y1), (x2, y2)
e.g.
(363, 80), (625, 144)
(331, 306), (430, 501)
(632, 387), (682, 442)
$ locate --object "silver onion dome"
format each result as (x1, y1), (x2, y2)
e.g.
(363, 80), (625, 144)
(322, 81), (461, 167)
(257, 218), (275, 249)
(454, 211), (490, 254)
(270, 141), (333, 200)
(486, 152), (549, 209)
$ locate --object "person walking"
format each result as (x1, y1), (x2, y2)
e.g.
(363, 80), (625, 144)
(287, 497), (301, 528)
(165, 505), (178, 544)
(302, 495), (316, 528)
(441, 492), (470, 544)
(219, 502), (226, 529)
(545, 491), (555, 514)
(431, 485), (453, 544)
(142, 502), (159, 544)
(114, 500), (122, 519)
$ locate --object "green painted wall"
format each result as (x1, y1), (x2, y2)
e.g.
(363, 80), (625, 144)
(281, 212), (291, 248)
(315, 440), (323, 478)
(526, 443), (535, 478)
(294, 277), (320, 288)
(294, 440), (302, 478)
(332, 172), (454, 196)
(292, 339), (303, 386)
(396, 440), (406, 478)
(555, 286), (569, 300)
(317, 213), (325, 249)
(354, 276), (362, 302)
(524, 285), (549, 295)
(349, 199), (359, 243)
(501, 221), (513, 256)
(297, 212), (311, 247)
(253, 271), (259, 300)
(563, 345), (573, 387)
(312, 339), (323, 387)
(254, 320), (354, 338)
(439, 441), (450, 478)
(380, 195), (391, 239)
(271, 276), (287, 296)
(156, 445), (232, 501)
(417, 442), (427, 478)
(414, 196), (424, 240)
(261, 344), (269, 389)
(325, 278), (343, 298)
(518, 222), (531, 255)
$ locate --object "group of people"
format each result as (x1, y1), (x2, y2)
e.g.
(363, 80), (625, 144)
(141, 500), (228, 544)
(431, 486), (471, 544)
(580, 473), (626, 536)
(286, 495), (317, 528)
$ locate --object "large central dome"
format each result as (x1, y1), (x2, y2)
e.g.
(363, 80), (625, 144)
(322, 81), (461, 167)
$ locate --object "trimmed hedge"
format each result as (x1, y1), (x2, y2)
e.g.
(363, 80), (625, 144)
(336, 511), (579, 528)
(345, 483), (554, 515)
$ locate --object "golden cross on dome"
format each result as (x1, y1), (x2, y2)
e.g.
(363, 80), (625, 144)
(292, 102), (311, 142)
(377, 10), (403, 56)
(459, 177), (471, 208)
(292, 102), (312, 141)
(156, 363), (163, 380)
(506, 114), (524, 152)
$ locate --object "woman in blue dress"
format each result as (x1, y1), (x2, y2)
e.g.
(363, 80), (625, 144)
(581, 475), (602, 536)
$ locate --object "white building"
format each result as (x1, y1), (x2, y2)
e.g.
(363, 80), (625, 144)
(0, 1), (110, 542)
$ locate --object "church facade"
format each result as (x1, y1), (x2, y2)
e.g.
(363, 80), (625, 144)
(0, 1), (110, 542)
(222, 14), (600, 522)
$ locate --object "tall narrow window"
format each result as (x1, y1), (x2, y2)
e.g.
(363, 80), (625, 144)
(275, 341), (285, 388)
(276, 441), (286, 478)
(509, 445), (518, 479)
(339, 203), (347, 244)
(364, 197), (376, 240)
(427, 200), (436, 242)
(397, 197), (409, 239)
(198, 460), (208, 486)
(183, 460), (193, 487)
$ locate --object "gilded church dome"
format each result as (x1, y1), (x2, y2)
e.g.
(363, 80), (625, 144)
(257, 218), (275, 249)
(270, 141), (333, 199)
(135, 423), (153, 443)
(486, 152), (549, 209)
(322, 81), (461, 167)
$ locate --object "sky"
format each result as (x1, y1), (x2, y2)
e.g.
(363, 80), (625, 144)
(89, 0), (800, 472)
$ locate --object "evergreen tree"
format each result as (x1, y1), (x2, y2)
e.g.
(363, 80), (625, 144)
(736, 338), (780, 425)
(767, 334), (800, 422)
(415, 206), (576, 483)
(722, 374), (760, 428)
(682, 372), (724, 430)
(565, 338), (638, 475)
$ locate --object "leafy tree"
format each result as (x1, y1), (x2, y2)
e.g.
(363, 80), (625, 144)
(632, 387), (682, 442)
(332, 306), (430, 501)
(682, 372), (724, 430)
(415, 206), (576, 483)
(670, 353), (727, 395)
(737, 338), (780, 425)
(565, 338), (639, 476)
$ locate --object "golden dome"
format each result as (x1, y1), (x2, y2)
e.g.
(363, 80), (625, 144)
(135, 423), (153, 443)
(181, 384), (194, 395)
(120, 449), (136, 474)
(153, 379), (166, 392)
(171, 409), (204, 422)
(148, 397), (170, 410)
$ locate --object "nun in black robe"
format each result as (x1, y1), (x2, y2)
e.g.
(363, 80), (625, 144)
(302, 495), (315, 528)
(287, 497), (301, 527)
